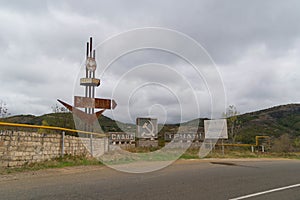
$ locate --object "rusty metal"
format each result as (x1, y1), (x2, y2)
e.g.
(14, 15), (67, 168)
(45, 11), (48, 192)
(58, 37), (117, 131)
(95, 98), (117, 109)
(74, 96), (116, 109)
(74, 96), (95, 108)
(57, 99), (105, 124)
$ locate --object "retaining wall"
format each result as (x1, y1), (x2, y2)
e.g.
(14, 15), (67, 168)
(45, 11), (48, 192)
(0, 130), (108, 167)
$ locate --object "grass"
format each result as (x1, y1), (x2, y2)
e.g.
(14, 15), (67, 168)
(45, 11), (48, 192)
(0, 155), (102, 175)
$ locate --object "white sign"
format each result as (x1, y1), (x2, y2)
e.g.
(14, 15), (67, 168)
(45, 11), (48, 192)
(204, 119), (228, 139)
(110, 132), (135, 141)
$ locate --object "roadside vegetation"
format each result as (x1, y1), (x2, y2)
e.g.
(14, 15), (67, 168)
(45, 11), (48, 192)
(0, 103), (299, 174)
(0, 155), (102, 175)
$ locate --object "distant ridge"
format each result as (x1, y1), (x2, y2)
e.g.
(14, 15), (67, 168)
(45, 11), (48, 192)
(235, 104), (300, 143)
(1, 104), (299, 143)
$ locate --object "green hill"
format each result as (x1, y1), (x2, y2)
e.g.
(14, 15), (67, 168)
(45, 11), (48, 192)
(0, 104), (299, 144)
(0, 113), (129, 135)
(236, 104), (300, 143)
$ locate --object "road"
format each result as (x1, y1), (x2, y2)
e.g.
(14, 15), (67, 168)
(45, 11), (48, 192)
(0, 159), (300, 200)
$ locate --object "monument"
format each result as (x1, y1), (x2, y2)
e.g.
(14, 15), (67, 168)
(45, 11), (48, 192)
(136, 117), (158, 147)
(58, 37), (117, 132)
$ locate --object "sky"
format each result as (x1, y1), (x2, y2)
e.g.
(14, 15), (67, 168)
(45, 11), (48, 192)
(0, 0), (299, 124)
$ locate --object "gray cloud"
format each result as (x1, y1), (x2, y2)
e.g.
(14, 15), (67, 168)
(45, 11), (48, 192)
(0, 0), (299, 123)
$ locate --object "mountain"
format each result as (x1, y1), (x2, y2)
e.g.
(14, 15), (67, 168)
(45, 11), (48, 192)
(0, 113), (130, 135)
(236, 104), (300, 143)
(0, 103), (299, 144)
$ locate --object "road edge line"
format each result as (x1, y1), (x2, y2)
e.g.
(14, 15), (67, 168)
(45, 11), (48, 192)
(229, 183), (300, 200)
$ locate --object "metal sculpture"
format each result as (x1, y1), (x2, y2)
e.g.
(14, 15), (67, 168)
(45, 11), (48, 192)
(58, 37), (117, 132)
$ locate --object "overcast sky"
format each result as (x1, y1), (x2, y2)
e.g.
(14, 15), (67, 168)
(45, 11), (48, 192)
(0, 0), (299, 123)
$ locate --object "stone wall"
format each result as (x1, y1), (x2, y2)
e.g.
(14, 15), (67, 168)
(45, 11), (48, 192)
(0, 130), (108, 167)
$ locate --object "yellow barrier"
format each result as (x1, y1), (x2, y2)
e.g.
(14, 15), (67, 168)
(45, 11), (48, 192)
(0, 122), (106, 137)
(214, 136), (271, 147)
(216, 143), (253, 147)
(255, 135), (270, 146)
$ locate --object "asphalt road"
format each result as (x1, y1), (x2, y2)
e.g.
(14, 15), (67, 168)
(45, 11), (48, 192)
(0, 159), (300, 200)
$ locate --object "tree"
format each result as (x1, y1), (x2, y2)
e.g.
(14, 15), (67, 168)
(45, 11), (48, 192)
(50, 104), (73, 130)
(223, 105), (241, 143)
(292, 137), (300, 151)
(0, 100), (10, 118)
(51, 104), (69, 113)
(38, 119), (52, 134)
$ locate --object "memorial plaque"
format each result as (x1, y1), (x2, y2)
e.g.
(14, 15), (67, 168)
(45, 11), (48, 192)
(109, 132), (135, 142)
(164, 132), (202, 142)
(136, 118), (158, 139)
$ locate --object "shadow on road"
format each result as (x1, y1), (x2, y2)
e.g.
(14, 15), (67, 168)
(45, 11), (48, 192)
(210, 161), (259, 168)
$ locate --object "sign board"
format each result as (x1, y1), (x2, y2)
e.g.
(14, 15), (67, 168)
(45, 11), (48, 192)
(204, 119), (228, 139)
(95, 98), (117, 109)
(136, 118), (158, 139)
(74, 96), (117, 109)
(80, 78), (100, 86)
(74, 96), (95, 108)
(109, 132), (135, 142)
(164, 132), (202, 141)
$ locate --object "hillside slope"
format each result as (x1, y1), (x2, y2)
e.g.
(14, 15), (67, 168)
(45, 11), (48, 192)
(0, 104), (299, 144)
(236, 104), (300, 143)
(0, 113), (129, 134)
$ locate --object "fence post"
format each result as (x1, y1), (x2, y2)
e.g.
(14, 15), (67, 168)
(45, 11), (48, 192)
(61, 131), (65, 157)
(90, 134), (93, 157)
(221, 139), (224, 155)
(251, 146), (254, 153)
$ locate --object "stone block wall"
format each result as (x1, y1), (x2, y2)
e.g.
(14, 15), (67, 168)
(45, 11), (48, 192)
(0, 130), (107, 167)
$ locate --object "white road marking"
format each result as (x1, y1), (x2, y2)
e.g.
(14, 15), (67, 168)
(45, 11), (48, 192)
(229, 183), (300, 200)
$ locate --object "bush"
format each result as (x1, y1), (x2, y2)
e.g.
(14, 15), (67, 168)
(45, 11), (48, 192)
(271, 134), (294, 153)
